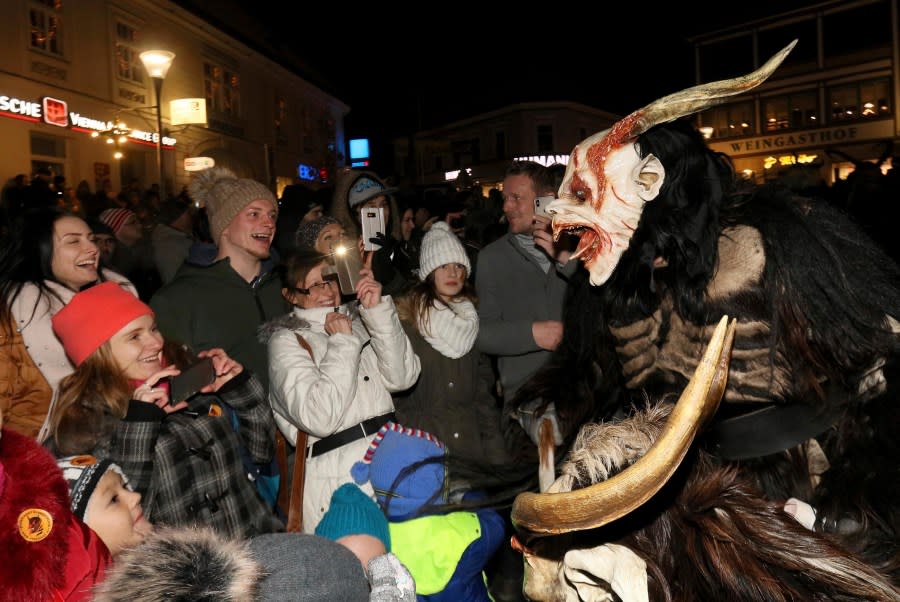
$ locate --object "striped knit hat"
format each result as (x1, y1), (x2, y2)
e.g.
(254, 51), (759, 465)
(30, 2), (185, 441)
(98, 208), (137, 235)
(351, 422), (446, 520)
(56, 455), (129, 523)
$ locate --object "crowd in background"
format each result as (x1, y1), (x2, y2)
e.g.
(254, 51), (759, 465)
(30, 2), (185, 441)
(1, 155), (899, 601)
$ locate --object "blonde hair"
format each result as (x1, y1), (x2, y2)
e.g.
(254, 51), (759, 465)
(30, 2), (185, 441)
(50, 342), (134, 455)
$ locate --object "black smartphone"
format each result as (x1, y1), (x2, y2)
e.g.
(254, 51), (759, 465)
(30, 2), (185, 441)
(169, 357), (216, 405)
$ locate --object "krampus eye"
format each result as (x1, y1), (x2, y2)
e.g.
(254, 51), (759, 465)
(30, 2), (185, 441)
(575, 189), (587, 201)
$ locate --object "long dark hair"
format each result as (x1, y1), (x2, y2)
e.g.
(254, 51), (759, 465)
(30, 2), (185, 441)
(0, 207), (87, 333)
(396, 271), (477, 337)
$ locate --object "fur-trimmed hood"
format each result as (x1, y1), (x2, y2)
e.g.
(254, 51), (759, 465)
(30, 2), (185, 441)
(257, 304), (361, 344)
(257, 311), (311, 345)
(331, 169), (401, 241)
(92, 526), (262, 601)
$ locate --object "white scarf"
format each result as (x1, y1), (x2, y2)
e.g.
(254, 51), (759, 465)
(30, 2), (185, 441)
(419, 299), (478, 359)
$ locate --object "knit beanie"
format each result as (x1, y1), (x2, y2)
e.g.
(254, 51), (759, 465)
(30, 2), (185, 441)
(418, 221), (470, 280)
(347, 172), (398, 209)
(56, 455), (129, 523)
(295, 215), (340, 251)
(351, 422), (446, 520)
(315, 483), (391, 551)
(98, 208), (136, 235)
(189, 166), (277, 242)
(52, 281), (152, 366)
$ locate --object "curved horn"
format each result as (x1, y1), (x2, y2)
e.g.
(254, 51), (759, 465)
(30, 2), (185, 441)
(512, 315), (736, 537)
(618, 40), (797, 141)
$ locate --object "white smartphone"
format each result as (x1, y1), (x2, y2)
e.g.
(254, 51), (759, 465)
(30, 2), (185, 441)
(534, 196), (555, 218)
(360, 207), (386, 251)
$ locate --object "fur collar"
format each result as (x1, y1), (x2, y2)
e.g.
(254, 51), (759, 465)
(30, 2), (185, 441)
(257, 312), (311, 344)
(92, 526), (261, 601)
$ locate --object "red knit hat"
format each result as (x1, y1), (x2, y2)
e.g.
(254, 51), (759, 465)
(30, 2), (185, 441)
(52, 282), (152, 366)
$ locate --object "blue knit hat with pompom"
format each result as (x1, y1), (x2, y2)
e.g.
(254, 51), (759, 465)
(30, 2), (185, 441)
(350, 422), (446, 520)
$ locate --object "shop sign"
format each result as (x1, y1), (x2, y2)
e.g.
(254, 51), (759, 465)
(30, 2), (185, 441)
(297, 163), (319, 181)
(712, 120), (893, 156)
(513, 154), (569, 167)
(185, 157), (215, 171)
(0, 90), (176, 146)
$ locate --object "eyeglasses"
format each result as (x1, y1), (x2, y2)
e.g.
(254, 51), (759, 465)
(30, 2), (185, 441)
(294, 280), (338, 295)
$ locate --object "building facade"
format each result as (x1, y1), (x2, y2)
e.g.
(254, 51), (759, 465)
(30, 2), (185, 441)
(0, 0), (348, 201)
(394, 102), (620, 190)
(691, 0), (899, 184)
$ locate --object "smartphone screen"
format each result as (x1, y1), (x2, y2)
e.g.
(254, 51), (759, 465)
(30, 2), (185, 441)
(361, 207), (385, 251)
(534, 196), (555, 218)
(169, 358), (216, 405)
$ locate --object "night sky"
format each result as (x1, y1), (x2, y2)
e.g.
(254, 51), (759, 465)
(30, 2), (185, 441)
(176, 1), (820, 162)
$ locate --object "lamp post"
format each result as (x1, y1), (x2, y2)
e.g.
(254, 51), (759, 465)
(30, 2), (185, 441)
(139, 50), (175, 200)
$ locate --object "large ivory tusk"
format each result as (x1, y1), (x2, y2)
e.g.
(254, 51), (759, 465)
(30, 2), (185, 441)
(512, 315), (736, 536)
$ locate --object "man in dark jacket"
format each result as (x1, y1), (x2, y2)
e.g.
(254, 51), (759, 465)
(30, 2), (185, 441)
(150, 167), (288, 391)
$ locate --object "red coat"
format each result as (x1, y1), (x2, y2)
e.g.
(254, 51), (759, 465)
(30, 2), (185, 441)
(0, 427), (111, 601)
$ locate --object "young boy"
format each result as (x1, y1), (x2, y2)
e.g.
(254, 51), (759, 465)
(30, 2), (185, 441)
(57, 455), (153, 557)
(56, 454), (403, 601)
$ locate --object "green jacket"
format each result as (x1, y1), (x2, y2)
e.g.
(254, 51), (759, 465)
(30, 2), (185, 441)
(150, 258), (288, 391)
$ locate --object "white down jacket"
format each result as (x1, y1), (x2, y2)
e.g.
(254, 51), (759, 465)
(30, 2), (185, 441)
(265, 297), (420, 532)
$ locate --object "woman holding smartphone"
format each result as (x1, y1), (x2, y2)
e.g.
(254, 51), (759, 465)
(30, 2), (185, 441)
(264, 249), (420, 533)
(46, 282), (282, 539)
(330, 170), (411, 295)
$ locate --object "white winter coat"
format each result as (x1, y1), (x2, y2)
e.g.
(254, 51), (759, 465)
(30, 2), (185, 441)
(266, 297), (420, 532)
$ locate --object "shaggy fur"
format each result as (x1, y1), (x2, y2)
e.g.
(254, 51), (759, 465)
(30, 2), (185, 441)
(93, 526), (262, 601)
(536, 402), (900, 601)
(513, 120), (900, 580)
(0, 428), (71, 600)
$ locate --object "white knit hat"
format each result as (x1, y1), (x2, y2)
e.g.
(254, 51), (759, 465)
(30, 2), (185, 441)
(418, 221), (470, 280)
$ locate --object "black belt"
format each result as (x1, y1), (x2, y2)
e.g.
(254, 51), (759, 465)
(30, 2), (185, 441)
(703, 402), (843, 461)
(309, 412), (395, 458)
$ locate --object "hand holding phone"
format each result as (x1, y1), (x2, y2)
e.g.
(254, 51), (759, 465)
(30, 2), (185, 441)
(533, 196), (555, 218)
(361, 207), (386, 251)
(169, 357), (216, 405)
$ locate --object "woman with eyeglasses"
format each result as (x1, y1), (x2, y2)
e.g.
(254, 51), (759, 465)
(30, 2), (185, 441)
(263, 249), (420, 533)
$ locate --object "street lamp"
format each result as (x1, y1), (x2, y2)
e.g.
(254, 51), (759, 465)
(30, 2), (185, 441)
(139, 49), (175, 199)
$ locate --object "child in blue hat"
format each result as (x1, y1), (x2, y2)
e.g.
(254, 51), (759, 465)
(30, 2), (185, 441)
(352, 422), (505, 601)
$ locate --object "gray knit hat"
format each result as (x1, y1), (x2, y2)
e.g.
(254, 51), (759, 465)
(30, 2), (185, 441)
(418, 221), (470, 280)
(295, 215), (340, 251)
(189, 166), (277, 242)
(347, 173), (397, 208)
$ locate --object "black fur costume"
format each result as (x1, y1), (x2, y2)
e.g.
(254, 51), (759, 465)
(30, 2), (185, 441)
(514, 120), (900, 580)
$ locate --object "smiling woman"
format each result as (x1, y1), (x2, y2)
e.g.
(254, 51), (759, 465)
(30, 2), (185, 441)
(0, 207), (137, 438)
(46, 281), (284, 539)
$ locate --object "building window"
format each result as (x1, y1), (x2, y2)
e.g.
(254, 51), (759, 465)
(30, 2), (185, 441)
(115, 22), (144, 84)
(829, 79), (891, 123)
(31, 131), (66, 158)
(702, 101), (754, 139)
(537, 125), (553, 153)
(204, 61), (241, 119)
(29, 0), (63, 56)
(495, 131), (506, 159)
(763, 91), (817, 131)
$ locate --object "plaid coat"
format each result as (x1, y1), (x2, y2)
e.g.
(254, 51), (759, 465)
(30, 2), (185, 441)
(101, 371), (283, 539)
